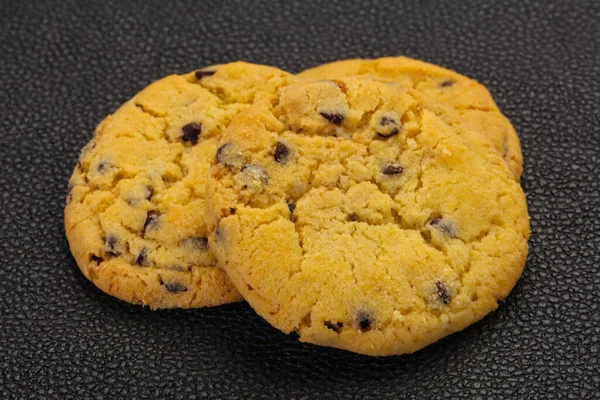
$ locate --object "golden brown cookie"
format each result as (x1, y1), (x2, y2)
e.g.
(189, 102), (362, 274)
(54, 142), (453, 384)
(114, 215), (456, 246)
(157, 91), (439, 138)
(65, 62), (292, 308)
(299, 57), (523, 180)
(206, 77), (530, 355)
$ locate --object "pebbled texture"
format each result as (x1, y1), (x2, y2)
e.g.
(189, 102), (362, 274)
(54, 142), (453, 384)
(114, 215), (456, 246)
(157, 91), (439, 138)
(0, 0), (598, 398)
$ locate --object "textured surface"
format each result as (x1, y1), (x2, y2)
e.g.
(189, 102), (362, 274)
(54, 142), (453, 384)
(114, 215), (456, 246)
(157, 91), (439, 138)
(1, 0), (598, 397)
(206, 77), (529, 355)
(64, 62), (290, 309)
(299, 57), (524, 180)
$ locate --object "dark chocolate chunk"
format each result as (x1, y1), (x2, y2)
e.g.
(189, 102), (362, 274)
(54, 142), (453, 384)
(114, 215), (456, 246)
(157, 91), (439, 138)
(288, 202), (296, 214)
(382, 164), (403, 175)
(357, 310), (372, 332)
(181, 122), (202, 145)
(97, 161), (110, 174)
(429, 217), (458, 238)
(436, 281), (452, 305)
(90, 254), (103, 265)
(377, 115), (401, 138)
(240, 164), (269, 190)
(164, 282), (188, 293)
(195, 69), (216, 79)
(136, 248), (148, 266)
(430, 217), (442, 225)
(104, 234), (121, 256)
(181, 237), (209, 251)
(288, 202), (297, 222)
(324, 321), (344, 333)
(143, 211), (160, 234)
(216, 143), (229, 163)
(229, 207), (236, 215)
(380, 116), (395, 126)
(216, 142), (244, 167)
(320, 112), (344, 125)
(274, 142), (290, 163)
(439, 79), (455, 88)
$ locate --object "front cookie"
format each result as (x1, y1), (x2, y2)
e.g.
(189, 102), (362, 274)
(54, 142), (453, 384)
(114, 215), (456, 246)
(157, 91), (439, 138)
(206, 78), (530, 355)
(65, 62), (292, 308)
(298, 57), (523, 180)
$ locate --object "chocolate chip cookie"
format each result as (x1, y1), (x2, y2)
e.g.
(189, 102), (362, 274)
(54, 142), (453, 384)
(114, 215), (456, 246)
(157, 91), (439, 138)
(65, 62), (292, 308)
(299, 57), (523, 180)
(206, 77), (530, 355)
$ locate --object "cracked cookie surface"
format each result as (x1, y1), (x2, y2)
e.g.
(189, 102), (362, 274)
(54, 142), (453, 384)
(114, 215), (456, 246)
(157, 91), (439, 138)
(298, 57), (523, 180)
(64, 62), (292, 308)
(206, 77), (530, 356)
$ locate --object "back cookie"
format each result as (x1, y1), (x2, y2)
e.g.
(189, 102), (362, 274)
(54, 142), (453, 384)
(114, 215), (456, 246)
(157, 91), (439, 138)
(299, 57), (523, 180)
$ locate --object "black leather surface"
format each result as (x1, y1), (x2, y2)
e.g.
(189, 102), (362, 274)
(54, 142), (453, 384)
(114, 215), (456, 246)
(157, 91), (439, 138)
(1, 0), (599, 398)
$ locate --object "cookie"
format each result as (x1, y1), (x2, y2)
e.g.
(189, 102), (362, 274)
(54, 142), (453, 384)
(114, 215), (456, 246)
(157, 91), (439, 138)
(298, 57), (523, 180)
(206, 77), (530, 355)
(65, 62), (292, 308)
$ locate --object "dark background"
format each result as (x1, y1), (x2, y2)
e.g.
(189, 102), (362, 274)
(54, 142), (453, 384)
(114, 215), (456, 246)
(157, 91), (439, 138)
(1, 0), (599, 398)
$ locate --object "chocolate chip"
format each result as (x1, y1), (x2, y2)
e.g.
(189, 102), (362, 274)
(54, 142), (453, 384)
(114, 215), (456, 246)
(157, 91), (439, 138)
(439, 79), (455, 88)
(229, 207), (236, 215)
(97, 161), (110, 174)
(216, 142), (244, 167)
(195, 69), (216, 79)
(240, 164), (269, 190)
(181, 237), (209, 251)
(288, 202), (296, 214)
(436, 281), (452, 305)
(320, 112), (344, 125)
(357, 310), (372, 332)
(380, 116), (395, 126)
(274, 142), (290, 163)
(382, 164), (403, 175)
(104, 234), (121, 257)
(429, 217), (458, 238)
(164, 282), (188, 293)
(90, 254), (103, 265)
(377, 115), (401, 138)
(136, 248), (148, 266)
(181, 122), (201, 145)
(325, 321), (344, 333)
(347, 213), (359, 222)
(144, 185), (154, 200)
(143, 211), (160, 234)
(288, 202), (297, 222)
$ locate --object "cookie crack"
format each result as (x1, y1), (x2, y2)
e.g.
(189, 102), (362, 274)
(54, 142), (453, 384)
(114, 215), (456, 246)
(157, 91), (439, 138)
(214, 78), (527, 339)
(132, 101), (171, 142)
(134, 102), (164, 119)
